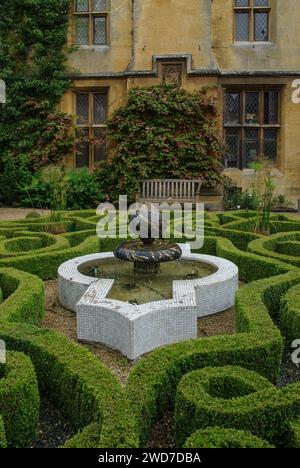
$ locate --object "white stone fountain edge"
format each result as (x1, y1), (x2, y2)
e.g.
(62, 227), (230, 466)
(58, 245), (238, 360)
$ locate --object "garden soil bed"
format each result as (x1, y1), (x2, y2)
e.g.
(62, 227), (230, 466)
(27, 399), (75, 449)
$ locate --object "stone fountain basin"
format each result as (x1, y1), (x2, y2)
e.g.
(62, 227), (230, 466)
(58, 244), (238, 360)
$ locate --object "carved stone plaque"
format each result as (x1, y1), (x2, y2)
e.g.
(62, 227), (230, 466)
(162, 64), (183, 86)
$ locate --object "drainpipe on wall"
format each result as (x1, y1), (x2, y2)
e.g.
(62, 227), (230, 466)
(125, 0), (136, 94)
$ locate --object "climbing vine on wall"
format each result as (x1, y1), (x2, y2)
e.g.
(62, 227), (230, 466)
(0, 0), (73, 203)
(95, 84), (225, 203)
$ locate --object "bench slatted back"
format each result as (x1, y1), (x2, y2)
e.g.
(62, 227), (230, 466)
(140, 179), (202, 201)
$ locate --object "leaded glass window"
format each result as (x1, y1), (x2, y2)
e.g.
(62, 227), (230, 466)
(75, 91), (108, 167)
(224, 88), (280, 169)
(74, 0), (108, 45)
(234, 0), (271, 42)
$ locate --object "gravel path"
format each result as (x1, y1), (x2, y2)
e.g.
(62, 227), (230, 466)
(0, 207), (49, 222)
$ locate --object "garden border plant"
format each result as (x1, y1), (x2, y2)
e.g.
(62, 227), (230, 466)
(175, 366), (300, 446)
(0, 416), (7, 448)
(0, 351), (40, 447)
(0, 262), (138, 448)
(183, 427), (274, 449)
(280, 283), (300, 341)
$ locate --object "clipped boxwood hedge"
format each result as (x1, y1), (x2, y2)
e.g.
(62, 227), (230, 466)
(0, 209), (300, 448)
(280, 283), (300, 341)
(3, 236), (44, 253)
(288, 419), (300, 448)
(175, 366), (300, 446)
(0, 231), (69, 258)
(183, 427), (274, 448)
(248, 232), (300, 268)
(0, 416), (7, 448)
(0, 268), (44, 324)
(0, 351), (39, 447)
(0, 262), (138, 448)
(126, 266), (298, 445)
(0, 233), (100, 279)
(0, 322), (139, 448)
(215, 236), (296, 283)
(277, 240), (300, 257)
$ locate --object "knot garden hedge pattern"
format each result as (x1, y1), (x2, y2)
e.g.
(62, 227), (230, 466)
(0, 210), (300, 447)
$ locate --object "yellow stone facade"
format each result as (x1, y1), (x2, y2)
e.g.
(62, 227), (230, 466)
(61, 0), (300, 203)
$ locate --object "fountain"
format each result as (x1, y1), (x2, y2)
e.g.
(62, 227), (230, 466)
(58, 211), (239, 360)
(114, 210), (182, 274)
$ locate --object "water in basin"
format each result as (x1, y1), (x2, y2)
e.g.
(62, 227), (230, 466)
(79, 258), (216, 305)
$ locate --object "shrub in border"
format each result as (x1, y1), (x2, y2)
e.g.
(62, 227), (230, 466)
(175, 366), (300, 446)
(0, 416), (7, 448)
(0, 231), (69, 258)
(126, 258), (300, 445)
(288, 419), (300, 448)
(0, 210), (300, 448)
(0, 351), (39, 447)
(0, 268), (44, 324)
(0, 265), (138, 448)
(280, 283), (300, 341)
(183, 427), (274, 448)
(248, 232), (300, 268)
(0, 322), (139, 448)
(0, 234), (100, 279)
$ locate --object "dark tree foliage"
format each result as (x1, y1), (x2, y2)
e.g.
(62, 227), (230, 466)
(0, 0), (73, 204)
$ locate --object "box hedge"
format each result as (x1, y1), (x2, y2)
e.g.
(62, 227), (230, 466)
(175, 366), (300, 447)
(0, 209), (299, 448)
(248, 232), (300, 268)
(183, 427), (274, 448)
(0, 268), (44, 324)
(288, 419), (300, 448)
(0, 231), (69, 258)
(280, 283), (300, 341)
(126, 263), (300, 445)
(0, 234), (100, 279)
(0, 351), (39, 447)
(0, 416), (7, 448)
(0, 263), (138, 448)
(0, 322), (139, 448)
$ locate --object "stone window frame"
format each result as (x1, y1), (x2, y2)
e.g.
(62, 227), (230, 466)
(233, 0), (273, 43)
(73, 88), (108, 168)
(73, 0), (110, 46)
(223, 86), (281, 169)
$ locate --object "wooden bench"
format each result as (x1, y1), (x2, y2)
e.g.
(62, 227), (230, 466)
(136, 179), (203, 205)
